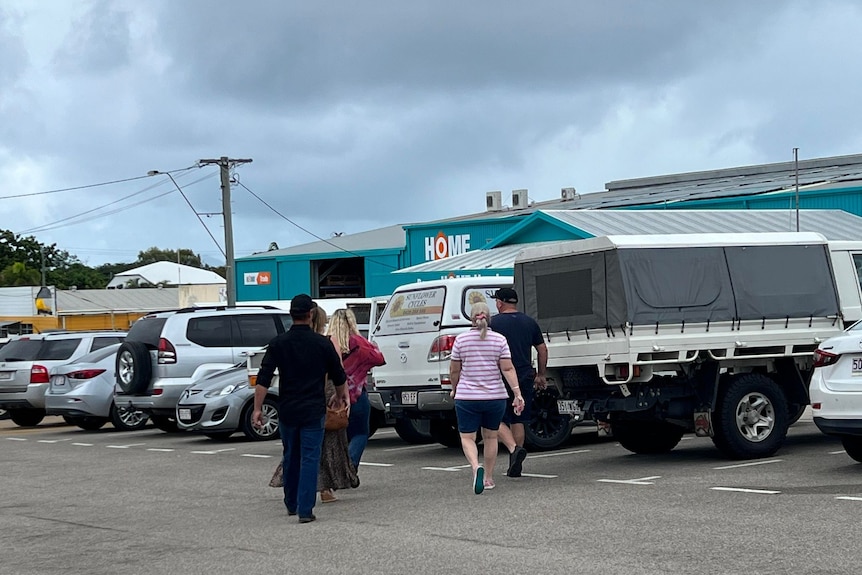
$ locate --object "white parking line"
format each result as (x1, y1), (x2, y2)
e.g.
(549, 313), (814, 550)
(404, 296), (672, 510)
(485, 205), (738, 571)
(422, 466), (463, 472)
(519, 472), (558, 479)
(713, 459), (783, 470)
(5, 437), (27, 442)
(528, 449), (590, 459)
(146, 448), (174, 452)
(358, 462), (394, 467)
(383, 444), (442, 452)
(829, 450), (847, 455)
(711, 487), (780, 494)
(598, 475), (661, 485)
(190, 448), (236, 455)
(241, 454), (273, 458)
(836, 496), (862, 501)
(37, 439), (71, 444)
(72, 442), (93, 446)
(106, 443), (147, 449)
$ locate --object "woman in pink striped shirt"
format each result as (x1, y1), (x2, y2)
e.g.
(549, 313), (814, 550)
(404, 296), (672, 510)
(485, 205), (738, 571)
(449, 302), (524, 494)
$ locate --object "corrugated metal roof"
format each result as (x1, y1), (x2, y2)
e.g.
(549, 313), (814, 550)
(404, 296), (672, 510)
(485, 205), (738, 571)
(397, 209), (862, 274)
(428, 153), (862, 223)
(57, 288), (180, 314)
(106, 262), (225, 287)
(239, 224), (408, 259)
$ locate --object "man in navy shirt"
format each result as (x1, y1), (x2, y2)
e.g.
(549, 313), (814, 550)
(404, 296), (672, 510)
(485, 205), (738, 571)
(489, 287), (547, 477)
(253, 294), (348, 523)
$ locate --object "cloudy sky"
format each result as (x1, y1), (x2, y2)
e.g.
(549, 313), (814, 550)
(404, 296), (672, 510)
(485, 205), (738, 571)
(2, 0), (862, 267)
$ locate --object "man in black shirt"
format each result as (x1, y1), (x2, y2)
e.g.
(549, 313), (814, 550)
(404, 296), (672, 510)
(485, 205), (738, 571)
(253, 294), (347, 523)
(489, 287), (548, 478)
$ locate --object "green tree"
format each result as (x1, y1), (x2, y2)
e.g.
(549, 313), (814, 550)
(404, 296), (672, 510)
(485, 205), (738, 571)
(136, 247), (203, 267)
(0, 262), (41, 286)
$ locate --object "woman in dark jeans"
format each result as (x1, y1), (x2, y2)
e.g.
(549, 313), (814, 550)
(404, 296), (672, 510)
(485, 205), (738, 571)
(327, 308), (386, 469)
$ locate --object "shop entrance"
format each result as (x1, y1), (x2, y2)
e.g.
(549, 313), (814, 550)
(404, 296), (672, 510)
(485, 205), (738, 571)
(312, 257), (365, 298)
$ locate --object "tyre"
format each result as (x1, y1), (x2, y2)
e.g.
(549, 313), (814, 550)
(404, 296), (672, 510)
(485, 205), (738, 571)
(150, 413), (180, 433)
(611, 420), (685, 454)
(62, 415), (77, 425)
(787, 403), (807, 425)
(109, 403), (149, 431)
(394, 417), (433, 444)
(205, 431), (236, 441)
(841, 436), (862, 463)
(429, 419), (462, 448)
(526, 388), (574, 451)
(71, 416), (108, 431)
(240, 397), (280, 441)
(0, 408), (8, 420)
(369, 407), (387, 438)
(711, 373), (789, 459)
(9, 408), (45, 427)
(115, 341), (153, 394)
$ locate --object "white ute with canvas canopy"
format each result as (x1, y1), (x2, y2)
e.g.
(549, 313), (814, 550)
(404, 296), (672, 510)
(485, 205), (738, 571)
(513, 232), (862, 459)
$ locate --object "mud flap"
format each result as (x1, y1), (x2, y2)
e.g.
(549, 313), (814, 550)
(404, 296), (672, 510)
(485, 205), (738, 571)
(694, 411), (713, 437)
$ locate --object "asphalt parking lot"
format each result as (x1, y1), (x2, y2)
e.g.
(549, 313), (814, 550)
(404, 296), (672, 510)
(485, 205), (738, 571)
(2, 413), (860, 575)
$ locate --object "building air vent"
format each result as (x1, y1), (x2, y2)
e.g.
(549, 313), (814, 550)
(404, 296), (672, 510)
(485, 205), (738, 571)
(486, 191), (502, 211)
(512, 189), (528, 209)
(561, 187), (577, 201)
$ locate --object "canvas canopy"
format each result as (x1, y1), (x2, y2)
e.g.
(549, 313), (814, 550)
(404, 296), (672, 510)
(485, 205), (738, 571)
(514, 237), (841, 333)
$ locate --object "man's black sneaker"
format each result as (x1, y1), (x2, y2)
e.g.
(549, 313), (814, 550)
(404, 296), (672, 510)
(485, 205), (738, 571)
(507, 446), (527, 477)
(298, 514), (316, 524)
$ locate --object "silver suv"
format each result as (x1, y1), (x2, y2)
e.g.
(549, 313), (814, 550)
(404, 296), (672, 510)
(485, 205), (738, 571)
(113, 306), (292, 432)
(0, 330), (127, 426)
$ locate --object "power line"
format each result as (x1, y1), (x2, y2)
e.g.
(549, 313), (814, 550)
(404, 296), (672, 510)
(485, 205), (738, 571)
(235, 181), (398, 270)
(154, 171), (225, 259)
(0, 167), (194, 200)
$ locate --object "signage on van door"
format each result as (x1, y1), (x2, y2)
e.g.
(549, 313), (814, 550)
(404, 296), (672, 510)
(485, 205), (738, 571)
(377, 288), (446, 335)
(424, 232), (471, 261)
(243, 272), (272, 286)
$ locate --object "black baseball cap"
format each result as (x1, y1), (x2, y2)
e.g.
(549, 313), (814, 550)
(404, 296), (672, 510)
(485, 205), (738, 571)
(289, 294), (316, 314)
(491, 287), (518, 304)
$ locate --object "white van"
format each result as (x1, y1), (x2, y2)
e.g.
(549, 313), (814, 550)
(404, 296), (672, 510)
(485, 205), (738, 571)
(369, 276), (514, 447)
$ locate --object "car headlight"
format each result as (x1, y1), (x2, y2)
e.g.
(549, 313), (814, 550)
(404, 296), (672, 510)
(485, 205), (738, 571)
(204, 383), (249, 397)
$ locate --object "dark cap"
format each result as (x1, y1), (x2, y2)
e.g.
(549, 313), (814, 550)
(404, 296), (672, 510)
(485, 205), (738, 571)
(491, 287), (518, 304)
(289, 294), (316, 314)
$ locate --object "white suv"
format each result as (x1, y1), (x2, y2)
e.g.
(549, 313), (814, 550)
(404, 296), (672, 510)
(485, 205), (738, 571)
(114, 306), (293, 432)
(0, 330), (127, 426)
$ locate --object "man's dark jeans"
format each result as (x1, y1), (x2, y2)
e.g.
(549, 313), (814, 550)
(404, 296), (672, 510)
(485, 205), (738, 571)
(279, 415), (325, 517)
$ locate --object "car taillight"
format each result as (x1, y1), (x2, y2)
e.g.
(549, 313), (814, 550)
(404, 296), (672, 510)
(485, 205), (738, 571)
(813, 349), (840, 367)
(428, 335), (457, 361)
(30, 365), (49, 384)
(158, 338), (177, 364)
(67, 369), (107, 380)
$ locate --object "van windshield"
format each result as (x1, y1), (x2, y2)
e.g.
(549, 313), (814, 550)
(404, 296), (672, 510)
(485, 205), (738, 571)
(375, 287), (446, 336)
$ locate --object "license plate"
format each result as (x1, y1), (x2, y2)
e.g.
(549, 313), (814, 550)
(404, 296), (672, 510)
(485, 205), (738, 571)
(853, 358), (862, 374)
(178, 408), (192, 421)
(557, 399), (581, 415)
(50, 375), (66, 388)
(0, 372), (11, 380)
(401, 391), (418, 405)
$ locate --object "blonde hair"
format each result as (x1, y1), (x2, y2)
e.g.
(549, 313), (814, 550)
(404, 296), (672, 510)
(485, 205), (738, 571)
(310, 306), (328, 335)
(327, 308), (360, 355)
(470, 302), (491, 339)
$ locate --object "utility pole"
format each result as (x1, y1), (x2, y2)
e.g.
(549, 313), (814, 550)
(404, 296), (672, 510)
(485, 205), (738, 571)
(198, 156), (252, 306)
(793, 148), (800, 232)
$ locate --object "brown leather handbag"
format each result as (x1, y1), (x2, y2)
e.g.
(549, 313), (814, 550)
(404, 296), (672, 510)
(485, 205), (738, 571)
(324, 405), (349, 431)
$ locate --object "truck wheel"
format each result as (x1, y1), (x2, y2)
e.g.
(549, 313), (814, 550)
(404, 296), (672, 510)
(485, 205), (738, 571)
(841, 436), (862, 463)
(9, 408), (45, 427)
(115, 341), (152, 394)
(68, 416), (108, 431)
(787, 403), (807, 425)
(611, 420), (685, 454)
(429, 419), (462, 448)
(394, 417), (433, 444)
(369, 408), (386, 438)
(526, 388), (573, 451)
(711, 373), (788, 459)
(109, 403), (149, 431)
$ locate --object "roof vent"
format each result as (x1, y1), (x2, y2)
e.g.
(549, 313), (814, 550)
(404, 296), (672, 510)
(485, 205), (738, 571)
(512, 189), (528, 209)
(486, 191), (502, 211)
(561, 187), (577, 201)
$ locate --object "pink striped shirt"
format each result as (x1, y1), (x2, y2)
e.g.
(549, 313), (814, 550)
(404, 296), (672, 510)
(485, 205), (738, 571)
(450, 329), (511, 401)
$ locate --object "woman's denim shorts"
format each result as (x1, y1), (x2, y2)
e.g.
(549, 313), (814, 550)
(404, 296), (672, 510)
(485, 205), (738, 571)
(454, 399), (507, 433)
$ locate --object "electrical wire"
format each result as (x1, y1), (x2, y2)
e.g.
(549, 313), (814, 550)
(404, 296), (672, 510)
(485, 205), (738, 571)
(0, 167), (193, 200)
(235, 181), (399, 270)
(162, 172), (225, 258)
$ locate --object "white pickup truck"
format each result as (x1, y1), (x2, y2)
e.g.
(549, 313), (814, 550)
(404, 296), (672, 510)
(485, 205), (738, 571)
(513, 232), (862, 459)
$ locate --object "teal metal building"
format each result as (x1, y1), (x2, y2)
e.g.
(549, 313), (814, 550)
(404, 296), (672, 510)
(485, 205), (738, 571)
(236, 153), (862, 301)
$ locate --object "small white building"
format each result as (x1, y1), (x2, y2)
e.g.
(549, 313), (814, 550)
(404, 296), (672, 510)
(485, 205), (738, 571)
(107, 262), (226, 289)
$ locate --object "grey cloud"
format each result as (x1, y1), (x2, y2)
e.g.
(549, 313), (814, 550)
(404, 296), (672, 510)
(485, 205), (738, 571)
(52, 0), (132, 75)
